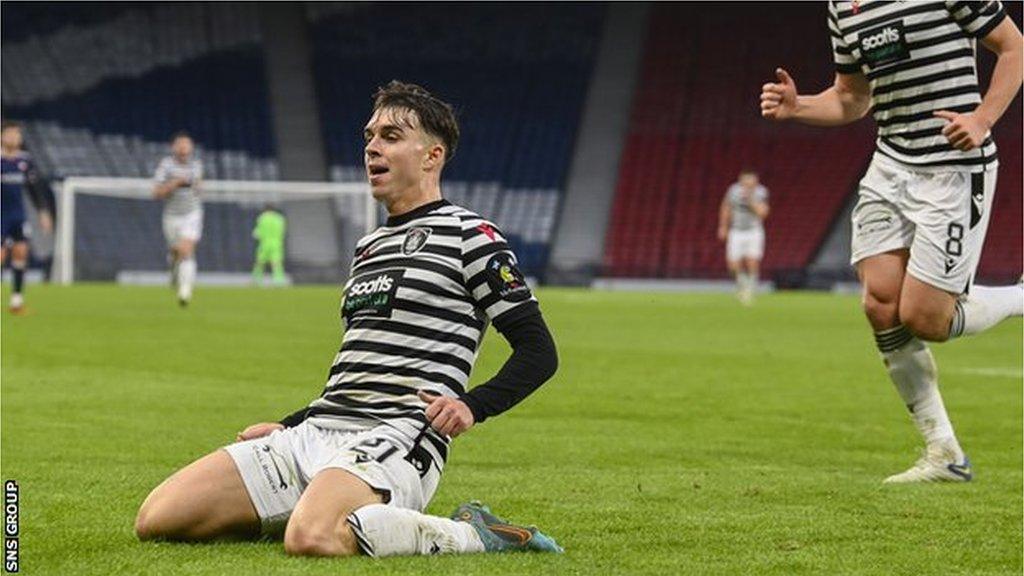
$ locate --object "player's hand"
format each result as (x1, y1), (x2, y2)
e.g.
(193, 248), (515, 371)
(717, 226), (727, 242)
(933, 110), (990, 151)
(236, 422), (284, 441)
(761, 68), (798, 121)
(418, 390), (475, 438)
(38, 211), (53, 234)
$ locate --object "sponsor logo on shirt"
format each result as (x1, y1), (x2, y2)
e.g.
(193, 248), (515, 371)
(342, 269), (404, 322)
(858, 21), (910, 67)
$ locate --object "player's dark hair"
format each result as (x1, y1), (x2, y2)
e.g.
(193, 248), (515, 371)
(171, 130), (192, 142)
(372, 80), (460, 163)
(1, 120), (22, 132)
(739, 167), (758, 177)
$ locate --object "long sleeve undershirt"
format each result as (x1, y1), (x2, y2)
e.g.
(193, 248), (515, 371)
(279, 310), (558, 427)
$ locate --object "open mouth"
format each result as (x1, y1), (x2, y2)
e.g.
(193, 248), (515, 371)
(368, 165), (389, 176)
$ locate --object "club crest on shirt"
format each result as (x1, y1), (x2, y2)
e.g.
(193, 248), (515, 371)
(485, 253), (531, 302)
(402, 227), (432, 255)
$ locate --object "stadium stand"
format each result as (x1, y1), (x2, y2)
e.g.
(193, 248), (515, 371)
(306, 3), (605, 276)
(2, 2), (278, 181)
(604, 3), (876, 279)
(604, 3), (1021, 284)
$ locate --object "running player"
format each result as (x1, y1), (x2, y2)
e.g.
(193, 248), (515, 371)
(1, 121), (53, 314)
(718, 169), (770, 305)
(153, 131), (203, 307)
(135, 81), (563, 557)
(761, 1), (1022, 482)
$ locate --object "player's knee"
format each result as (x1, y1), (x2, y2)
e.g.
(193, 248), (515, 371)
(283, 521), (359, 557)
(10, 244), (28, 262)
(134, 499), (171, 541)
(900, 302), (951, 342)
(862, 291), (899, 329)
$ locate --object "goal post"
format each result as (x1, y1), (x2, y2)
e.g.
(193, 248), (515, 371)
(54, 177), (376, 285)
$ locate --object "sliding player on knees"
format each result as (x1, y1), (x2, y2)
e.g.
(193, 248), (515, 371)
(135, 81), (563, 556)
(762, 1), (1022, 482)
(1, 121), (53, 314)
(153, 131), (203, 307)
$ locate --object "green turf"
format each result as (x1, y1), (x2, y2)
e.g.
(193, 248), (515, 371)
(1, 284), (1021, 575)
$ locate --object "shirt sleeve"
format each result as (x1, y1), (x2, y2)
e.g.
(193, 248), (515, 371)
(461, 218), (539, 330)
(153, 158), (169, 183)
(192, 160), (203, 183)
(947, 0), (1006, 38)
(829, 2), (860, 74)
(23, 155), (50, 212)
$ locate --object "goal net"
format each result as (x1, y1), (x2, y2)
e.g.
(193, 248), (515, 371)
(54, 177), (376, 285)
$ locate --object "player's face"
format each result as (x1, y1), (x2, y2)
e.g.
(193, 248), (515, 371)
(363, 107), (436, 201)
(1, 127), (23, 150)
(172, 137), (193, 159)
(739, 173), (758, 190)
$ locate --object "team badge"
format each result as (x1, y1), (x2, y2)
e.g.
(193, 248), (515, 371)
(402, 227), (431, 255)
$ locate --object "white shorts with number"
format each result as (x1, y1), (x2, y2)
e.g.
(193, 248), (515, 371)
(162, 210), (203, 245)
(727, 228), (765, 262)
(224, 421), (434, 535)
(850, 153), (997, 295)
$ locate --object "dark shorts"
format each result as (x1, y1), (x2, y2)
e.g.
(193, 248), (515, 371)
(1, 217), (28, 245)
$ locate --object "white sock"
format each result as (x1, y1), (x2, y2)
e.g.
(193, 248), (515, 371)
(736, 272), (749, 293)
(178, 258), (196, 300)
(347, 504), (484, 557)
(876, 325), (962, 456)
(949, 284), (1024, 339)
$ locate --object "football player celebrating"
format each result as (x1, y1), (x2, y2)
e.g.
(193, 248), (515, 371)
(135, 81), (563, 556)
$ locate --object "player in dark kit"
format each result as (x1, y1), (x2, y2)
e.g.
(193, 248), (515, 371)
(1, 121), (52, 314)
(135, 81), (564, 558)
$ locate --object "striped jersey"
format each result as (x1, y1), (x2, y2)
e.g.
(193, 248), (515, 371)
(829, 0), (1007, 171)
(305, 199), (539, 489)
(153, 156), (203, 216)
(726, 183), (769, 231)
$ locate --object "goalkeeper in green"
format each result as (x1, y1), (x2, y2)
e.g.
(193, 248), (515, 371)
(252, 205), (286, 284)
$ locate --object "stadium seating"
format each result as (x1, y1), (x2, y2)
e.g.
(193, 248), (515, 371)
(604, 3), (877, 279)
(306, 3), (604, 276)
(1, 3), (277, 181)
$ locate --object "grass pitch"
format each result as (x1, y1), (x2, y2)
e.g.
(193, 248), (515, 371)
(1, 284), (1020, 575)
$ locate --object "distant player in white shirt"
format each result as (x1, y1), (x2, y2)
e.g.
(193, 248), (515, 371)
(153, 132), (203, 307)
(718, 169), (770, 305)
(762, 1), (1022, 483)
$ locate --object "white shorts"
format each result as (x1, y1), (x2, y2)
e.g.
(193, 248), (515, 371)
(223, 421), (434, 535)
(850, 154), (997, 294)
(162, 210), (203, 245)
(727, 228), (765, 261)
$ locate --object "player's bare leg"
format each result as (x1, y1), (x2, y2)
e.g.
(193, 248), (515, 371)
(900, 275), (1024, 343)
(8, 241), (29, 313)
(741, 257), (760, 305)
(899, 276), (960, 342)
(282, 468), (382, 556)
(859, 250), (970, 483)
(167, 246), (181, 289)
(175, 239), (197, 306)
(135, 449), (260, 541)
(727, 259), (747, 304)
